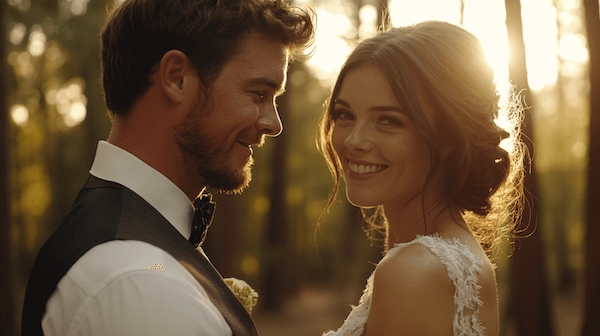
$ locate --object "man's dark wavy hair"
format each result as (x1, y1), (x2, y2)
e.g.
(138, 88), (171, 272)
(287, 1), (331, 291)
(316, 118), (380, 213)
(101, 0), (314, 116)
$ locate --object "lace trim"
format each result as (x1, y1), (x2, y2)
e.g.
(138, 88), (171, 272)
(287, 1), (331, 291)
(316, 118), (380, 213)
(323, 234), (486, 336)
(322, 272), (373, 336)
(416, 235), (486, 335)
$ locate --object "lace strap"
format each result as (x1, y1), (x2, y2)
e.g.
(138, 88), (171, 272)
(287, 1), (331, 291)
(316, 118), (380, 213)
(414, 235), (486, 335)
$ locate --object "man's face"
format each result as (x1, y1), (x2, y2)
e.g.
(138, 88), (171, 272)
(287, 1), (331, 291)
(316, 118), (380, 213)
(174, 32), (289, 194)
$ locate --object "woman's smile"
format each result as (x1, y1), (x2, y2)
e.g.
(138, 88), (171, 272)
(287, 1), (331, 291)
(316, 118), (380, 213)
(347, 160), (388, 174)
(332, 64), (431, 208)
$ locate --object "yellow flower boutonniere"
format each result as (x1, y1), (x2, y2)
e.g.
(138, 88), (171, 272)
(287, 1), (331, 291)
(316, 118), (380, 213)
(223, 278), (259, 314)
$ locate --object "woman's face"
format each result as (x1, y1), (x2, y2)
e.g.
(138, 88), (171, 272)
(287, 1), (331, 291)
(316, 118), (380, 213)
(331, 64), (433, 209)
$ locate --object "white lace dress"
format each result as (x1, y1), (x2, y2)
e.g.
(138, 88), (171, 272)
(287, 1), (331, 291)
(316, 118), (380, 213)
(323, 235), (486, 336)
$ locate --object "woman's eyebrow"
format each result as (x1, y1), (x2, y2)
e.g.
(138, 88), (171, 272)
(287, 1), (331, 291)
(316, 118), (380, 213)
(333, 98), (351, 108)
(334, 98), (405, 114)
(369, 105), (405, 114)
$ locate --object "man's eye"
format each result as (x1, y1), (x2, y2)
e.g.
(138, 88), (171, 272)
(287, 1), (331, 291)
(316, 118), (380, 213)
(253, 92), (266, 99)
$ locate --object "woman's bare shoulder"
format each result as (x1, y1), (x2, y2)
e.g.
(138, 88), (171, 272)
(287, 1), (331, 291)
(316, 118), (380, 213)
(379, 241), (450, 278)
(365, 242), (454, 336)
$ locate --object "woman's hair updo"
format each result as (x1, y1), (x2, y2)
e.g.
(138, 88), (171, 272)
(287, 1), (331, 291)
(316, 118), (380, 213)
(319, 21), (525, 251)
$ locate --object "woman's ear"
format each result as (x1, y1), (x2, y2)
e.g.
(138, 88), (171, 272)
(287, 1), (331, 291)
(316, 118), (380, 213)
(441, 141), (455, 157)
(157, 50), (196, 103)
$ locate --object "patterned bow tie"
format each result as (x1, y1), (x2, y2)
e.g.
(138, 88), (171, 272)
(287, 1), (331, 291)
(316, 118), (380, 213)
(189, 192), (216, 248)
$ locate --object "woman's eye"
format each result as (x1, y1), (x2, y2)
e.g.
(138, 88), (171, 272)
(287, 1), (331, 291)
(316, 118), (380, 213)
(332, 111), (353, 121)
(379, 117), (403, 127)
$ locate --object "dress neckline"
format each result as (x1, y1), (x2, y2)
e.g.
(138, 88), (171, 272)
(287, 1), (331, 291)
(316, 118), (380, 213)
(387, 233), (478, 258)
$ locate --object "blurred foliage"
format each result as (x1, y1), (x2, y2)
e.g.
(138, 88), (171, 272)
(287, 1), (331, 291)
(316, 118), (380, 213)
(3, 0), (591, 335)
(532, 0), (588, 297)
(5, 0), (112, 331)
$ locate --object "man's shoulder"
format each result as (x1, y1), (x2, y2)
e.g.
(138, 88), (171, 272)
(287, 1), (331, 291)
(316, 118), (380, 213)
(54, 179), (164, 251)
(56, 181), (125, 238)
(45, 241), (230, 336)
(66, 240), (193, 296)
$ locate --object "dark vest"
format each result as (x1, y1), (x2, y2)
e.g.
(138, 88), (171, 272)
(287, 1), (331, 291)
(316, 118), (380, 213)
(21, 175), (258, 336)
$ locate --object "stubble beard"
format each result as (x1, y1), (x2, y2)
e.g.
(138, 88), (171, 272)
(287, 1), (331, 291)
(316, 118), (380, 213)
(174, 94), (253, 195)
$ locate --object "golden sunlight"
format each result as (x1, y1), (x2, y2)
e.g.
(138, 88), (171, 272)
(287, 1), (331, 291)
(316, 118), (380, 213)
(304, 6), (354, 87)
(10, 104), (29, 126)
(389, 0), (462, 26)
(462, 0), (510, 96)
(301, 0), (561, 98)
(521, 0), (559, 91)
(27, 25), (47, 57)
(45, 78), (88, 128)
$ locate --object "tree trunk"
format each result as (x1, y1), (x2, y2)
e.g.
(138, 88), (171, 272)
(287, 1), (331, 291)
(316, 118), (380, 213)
(459, 0), (465, 26)
(376, 0), (388, 28)
(582, 0), (600, 334)
(260, 65), (294, 311)
(504, 0), (554, 335)
(202, 194), (240, 278)
(0, 0), (16, 334)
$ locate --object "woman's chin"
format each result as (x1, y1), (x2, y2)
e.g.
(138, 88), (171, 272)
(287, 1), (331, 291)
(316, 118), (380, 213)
(346, 193), (380, 208)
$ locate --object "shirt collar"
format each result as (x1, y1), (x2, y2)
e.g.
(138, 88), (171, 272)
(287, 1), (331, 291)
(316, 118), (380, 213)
(89, 141), (195, 240)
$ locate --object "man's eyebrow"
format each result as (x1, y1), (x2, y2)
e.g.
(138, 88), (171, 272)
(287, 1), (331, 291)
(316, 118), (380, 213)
(334, 98), (405, 114)
(248, 77), (286, 96)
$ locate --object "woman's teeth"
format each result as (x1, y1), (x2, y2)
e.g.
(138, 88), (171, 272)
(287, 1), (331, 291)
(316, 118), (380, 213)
(349, 162), (385, 174)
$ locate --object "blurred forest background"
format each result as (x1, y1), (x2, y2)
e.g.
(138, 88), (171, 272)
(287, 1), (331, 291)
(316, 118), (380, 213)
(1, 0), (599, 335)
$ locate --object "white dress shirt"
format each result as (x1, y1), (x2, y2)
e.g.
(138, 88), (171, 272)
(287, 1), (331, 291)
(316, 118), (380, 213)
(42, 141), (232, 336)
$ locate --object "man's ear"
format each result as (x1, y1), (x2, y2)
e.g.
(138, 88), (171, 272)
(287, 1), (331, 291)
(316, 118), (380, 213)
(158, 50), (196, 103)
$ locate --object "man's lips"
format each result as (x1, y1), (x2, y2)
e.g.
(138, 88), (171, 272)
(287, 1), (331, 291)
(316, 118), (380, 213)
(236, 141), (253, 155)
(238, 135), (264, 149)
(237, 138), (262, 155)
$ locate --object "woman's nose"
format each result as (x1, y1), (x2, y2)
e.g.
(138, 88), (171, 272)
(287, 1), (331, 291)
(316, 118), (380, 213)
(344, 125), (373, 151)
